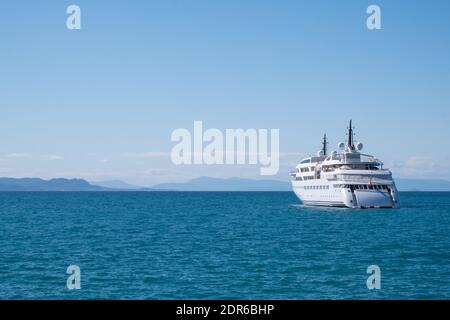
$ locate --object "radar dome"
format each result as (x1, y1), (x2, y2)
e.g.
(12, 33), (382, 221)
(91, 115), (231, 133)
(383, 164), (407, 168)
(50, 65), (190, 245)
(317, 150), (324, 157)
(338, 142), (345, 150)
(331, 150), (337, 156)
(356, 142), (363, 151)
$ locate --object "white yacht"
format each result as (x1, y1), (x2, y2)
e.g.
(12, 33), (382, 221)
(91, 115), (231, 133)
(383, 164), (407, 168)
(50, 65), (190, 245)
(291, 121), (399, 208)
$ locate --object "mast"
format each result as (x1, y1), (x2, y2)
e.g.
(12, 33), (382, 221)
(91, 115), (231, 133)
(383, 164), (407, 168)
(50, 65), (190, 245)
(322, 134), (328, 156)
(348, 120), (355, 150)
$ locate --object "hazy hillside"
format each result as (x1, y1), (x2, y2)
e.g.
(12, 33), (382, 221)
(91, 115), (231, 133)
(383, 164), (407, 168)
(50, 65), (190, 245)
(153, 177), (291, 191)
(0, 178), (110, 191)
(90, 180), (143, 190)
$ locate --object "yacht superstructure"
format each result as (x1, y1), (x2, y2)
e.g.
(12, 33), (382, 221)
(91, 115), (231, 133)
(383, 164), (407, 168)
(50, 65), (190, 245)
(291, 121), (399, 208)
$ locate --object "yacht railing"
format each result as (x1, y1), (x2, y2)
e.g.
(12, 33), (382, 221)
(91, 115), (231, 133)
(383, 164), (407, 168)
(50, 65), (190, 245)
(359, 154), (380, 163)
(335, 174), (393, 184)
(326, 153), (380, 164)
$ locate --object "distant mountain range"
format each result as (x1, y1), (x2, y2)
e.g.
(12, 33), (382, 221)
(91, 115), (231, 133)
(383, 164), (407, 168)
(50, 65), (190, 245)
(0, 178), (110, 191)
(153, 177), (290, 191)
(91, 180), (143, 190)
(395, 179), (450, 192)
(0, 177), (449, 192)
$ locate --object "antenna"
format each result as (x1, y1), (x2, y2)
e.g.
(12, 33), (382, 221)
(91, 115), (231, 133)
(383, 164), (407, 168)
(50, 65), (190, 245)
(347, 120), (355, 150)
(322, 134), (328, 156)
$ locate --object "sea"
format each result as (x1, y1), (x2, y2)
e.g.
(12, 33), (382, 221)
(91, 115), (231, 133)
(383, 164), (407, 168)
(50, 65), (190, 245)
(0, 191), (449, 300)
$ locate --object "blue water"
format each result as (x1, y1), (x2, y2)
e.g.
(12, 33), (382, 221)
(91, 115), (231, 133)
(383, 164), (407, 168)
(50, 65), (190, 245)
(0, 191), (450, 300)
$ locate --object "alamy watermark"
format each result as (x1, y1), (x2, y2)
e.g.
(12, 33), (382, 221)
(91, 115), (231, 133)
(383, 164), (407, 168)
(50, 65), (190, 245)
(67, 265), (81, 290)
(66, 5), (81, 30)
(65, 5), (382, 33)
(367, 4), (381, 30)
(171, 121), (280, 175)
(366, 265), (381, 290)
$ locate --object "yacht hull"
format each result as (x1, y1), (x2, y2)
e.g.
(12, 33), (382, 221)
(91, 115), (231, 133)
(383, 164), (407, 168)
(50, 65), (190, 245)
(292, 181), (399, 209)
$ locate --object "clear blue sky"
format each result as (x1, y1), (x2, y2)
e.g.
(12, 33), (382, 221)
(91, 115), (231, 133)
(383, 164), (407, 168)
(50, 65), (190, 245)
(1, 0), (449, 185)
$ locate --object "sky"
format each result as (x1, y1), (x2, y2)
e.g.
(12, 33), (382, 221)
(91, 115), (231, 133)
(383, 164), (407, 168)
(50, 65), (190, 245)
(1, 0), (449, 186)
